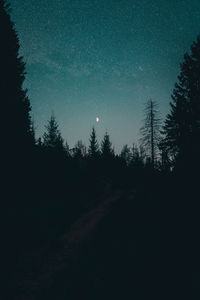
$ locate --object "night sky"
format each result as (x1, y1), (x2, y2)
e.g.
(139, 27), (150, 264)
(10, 0), (200, 151)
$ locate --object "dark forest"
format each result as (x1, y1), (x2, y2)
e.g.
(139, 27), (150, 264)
(1, 0), (200, 298)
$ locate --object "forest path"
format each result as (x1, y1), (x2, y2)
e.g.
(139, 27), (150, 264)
(13, 189), (133, 300)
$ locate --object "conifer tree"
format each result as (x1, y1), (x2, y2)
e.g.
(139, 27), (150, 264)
(43, 115), (64, 151)
(120, 144), (131, 166)
(131, 144), (142, 165)
(163, 36), (200, 167)
(101, 132), (114, 159)
(88, 127), (99, 159)
(0, 1), (33, 151)
(140, 99), (161, 167)
(64, 141), (70, 157)
(73, 140), (87, 159)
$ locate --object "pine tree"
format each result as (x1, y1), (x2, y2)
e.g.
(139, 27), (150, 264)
(130, 144), (142, 166)
(64, 141), (70, 157)
(0, 1), (33, 151)
(158, 138), (171, 172)
(163, 36), (200, 167)
(88, 127), (99, 159)
(140, 99), (161, 167)
(101, 132), (114, 159)
(73, 140), (87, 159)
(43, 114), (64, 151)
(120, 144), (131, 166)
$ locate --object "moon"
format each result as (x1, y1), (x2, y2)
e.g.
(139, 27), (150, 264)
(96, 117), (100, 123)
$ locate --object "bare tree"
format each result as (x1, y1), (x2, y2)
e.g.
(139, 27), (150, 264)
(140, 99), (161, 167)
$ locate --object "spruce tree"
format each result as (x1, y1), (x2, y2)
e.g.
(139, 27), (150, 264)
(43, 115), (64, 151)
(88, 127), (99, 159)
(131, 144), (143, 166)
(163, 36), (200, 168)
(120, 144), (131, 166)
(100, 132), (114, 182)
(73, 140), (87, 159)
(64, 141), (70, 157)
(101, 132), (114, 159)
(0, 1), (33, 152)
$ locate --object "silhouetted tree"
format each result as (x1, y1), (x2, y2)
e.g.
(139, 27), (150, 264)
(130, 144), (143, 166)
(161, 37), (200, 280)
(100, 132), (115, 184)
(43, 114), (64, 152)
(72, 140), (87, 187)
(73, 140), (86, 158)
(64, 141), (71, 157)
(1, 3), (38, 288)
(0, 0), (33, 153)
(1, 0), (35, 232)
(163, 36), (200, 170)
(158, 138), (171, 172)
(87, 127), (101, 188)
(140, 99), (161, 167)
(88, 127), (100, 159)
(120, 144), (131, 166)
(101, 132), (114, 159)
(128, 144), (145, 185)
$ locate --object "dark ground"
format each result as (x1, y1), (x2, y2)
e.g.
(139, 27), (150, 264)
(4, 184), (200, 300)
(40, 185), (200, 300)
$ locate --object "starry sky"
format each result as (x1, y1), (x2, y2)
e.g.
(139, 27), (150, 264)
(10, 0), (200, 152)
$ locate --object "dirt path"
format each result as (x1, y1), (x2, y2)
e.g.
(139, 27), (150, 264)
(13, 190), (124, 300)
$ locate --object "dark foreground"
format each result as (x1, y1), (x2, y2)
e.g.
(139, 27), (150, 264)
(3, 183), (200, 300)
(43, 187), (200, 300)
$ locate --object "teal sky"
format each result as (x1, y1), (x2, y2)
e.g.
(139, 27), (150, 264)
(10, 0), (200, 152)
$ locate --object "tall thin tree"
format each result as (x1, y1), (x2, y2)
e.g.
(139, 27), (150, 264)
(101, 132), (114, 159)
(88, 127), (99, 159)
(140, 99), (161, 167)
(120, 144), (131, 166)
